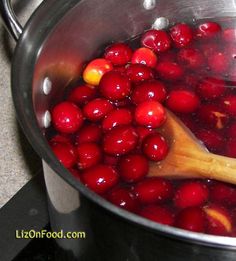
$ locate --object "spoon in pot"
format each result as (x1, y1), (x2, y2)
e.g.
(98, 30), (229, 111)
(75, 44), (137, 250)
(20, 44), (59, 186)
(148, 109), (236, 185)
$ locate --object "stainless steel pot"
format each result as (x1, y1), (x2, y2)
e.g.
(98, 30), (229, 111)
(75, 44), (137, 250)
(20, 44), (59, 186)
(1, 0), (236, 260)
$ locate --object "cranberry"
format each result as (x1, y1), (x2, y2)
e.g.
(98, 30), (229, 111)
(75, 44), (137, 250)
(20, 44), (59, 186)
(175, 207), (206, 233)
(196, 77), (226, 100)
(169, 23), (193, 48)
(106, 186), (138, 212)
(82, 164), (119, 194)
(198, 104), (229, 129)
(126, 64), (154, 83)
(131, 80), (167, 104)
(51, 142), (77, 168)
(155, 61), (184, 81)
(177, 48), (205, 69)
(131, 47), (158, 68)
(67, 84), (96, 105)
(76, 143), (102, 170)
(139, 205), (175, 225)
(195, 22), (221, 39)
(224, 139), (236, 158)
(222, 28), (236, 43)
(103, 125), (138, 156)
(174, 181), (209, 209)
(142, 133), (169, 161)
(208, 51), (230, 74)
(51, 101), (84, 134)
(104, 43), (133, 66)
(141, 29), (171, 52)
(102, 108), (132, 131)
(83, 98), (113, 121)
(220, 95), (236, 117)
(133, 177), (173, 204)
(195, 129), (224, 152)
(119, 154), (149, 183)
(166, 90), (200, 113)
(75, 124), (102, 144)
(135, 101), (166, 128)
(99, 71), (131, 101)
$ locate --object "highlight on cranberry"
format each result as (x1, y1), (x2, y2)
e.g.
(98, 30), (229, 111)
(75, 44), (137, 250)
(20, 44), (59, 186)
(47, 18), (236, 237)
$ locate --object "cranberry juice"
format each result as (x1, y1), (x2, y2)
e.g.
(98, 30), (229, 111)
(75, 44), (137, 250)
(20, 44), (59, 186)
(47, 18), (236, 237)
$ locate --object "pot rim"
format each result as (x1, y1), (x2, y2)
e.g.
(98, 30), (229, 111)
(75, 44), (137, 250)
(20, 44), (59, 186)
(10, 0), (236, 249)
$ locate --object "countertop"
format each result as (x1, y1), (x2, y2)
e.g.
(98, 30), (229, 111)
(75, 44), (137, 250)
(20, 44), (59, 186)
(0, 0), (43, 208)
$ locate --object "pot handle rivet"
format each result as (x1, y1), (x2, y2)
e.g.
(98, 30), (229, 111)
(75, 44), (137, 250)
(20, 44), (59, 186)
(43, 110), (51, 128)
(42, 77), (52, 95)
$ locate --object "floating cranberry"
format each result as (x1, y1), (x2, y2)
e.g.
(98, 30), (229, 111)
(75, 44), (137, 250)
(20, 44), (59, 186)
(119, 154), (149, 183)
(104, 43), (133, 66)
(139, 205), (175, 225)
(67, 84), (96, 105)
(133, 177), (173, 204)
(175, 207), (206, 233)
(195, 22), (221, 39)
(222, 28), (236, 43)
(76, 143), (102, 170)
(51, 142), (77, 168)
(82, 164), (118, 194)
(141, 29), (171, 53)
(196, 77), (226, 100)
(166, 90), (200, 113)
(135, 101), (166, 128)
(83, 98), (113, 121)
(52, 101), (84, 134)
(99, 71), (131, 101)
(106, 186), (138, 212)
(208, 51), (229, 74)
(174, 181), (209, 209)
(126, 64), (154, 83)
(156, 61), (184, 81)
(142, 133), (169, 161)
(103, 125), (138, 156)
(131, 80), (167, 104)
(177, 48), (205, 69)
(102, 108), (132, 131)
(169, 23), (193, 48)
(220, 95), (236, 117)
(75, 124), (102, 144)
(224, 139), (236, 158)
(131, 47), (158, 68)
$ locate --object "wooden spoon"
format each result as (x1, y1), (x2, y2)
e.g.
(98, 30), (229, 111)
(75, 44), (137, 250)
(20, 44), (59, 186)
(148, 109), (236, 185)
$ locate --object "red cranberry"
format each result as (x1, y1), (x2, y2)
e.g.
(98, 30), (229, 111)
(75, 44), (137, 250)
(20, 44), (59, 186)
(133, 177), (173, 204)
(175, 207), (206, 233)
(104, 43), (133, 66)
(119, 154), (149, 183)
(198, 104), (229, 129)
(155, 61), (184, 81)
(169, 23), (193, 48)
(82, 164), (119, 194)
(75, 124), (102, 144)
(196, 77), (226, 100)
(51, 142), (77, 168)
(126, 64), (154, 83)
(135, 101), (166, 128)
(177, 48), (205, 69)
(139, 205), (175, 225)
(195, 22), (221, 39)
(142, 133), (169, 161)
(222, 28), (236, 43)
(166, 90), (200, 113)
(174, 181), (209, 209)
(102, 108), (132, 131)
(226, 121), (236, 139)
(99, 71), (131, 101)
(67, 84), (96, 105)
(220, 95), (236, 117)
(195, 129), (224, 152)
(208, 51), (230, 74)
(224, 139), (236, 158)
(76, 143), (102, 170)
(52, 101), (84, 134)
(83, 98), (113, 121)
(141, 29), (171, 52)
(103, 125), (138, 156)
(106, 186), (138, 212)
(131, 80), (167, 104)
(131, 47), (158, 68)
